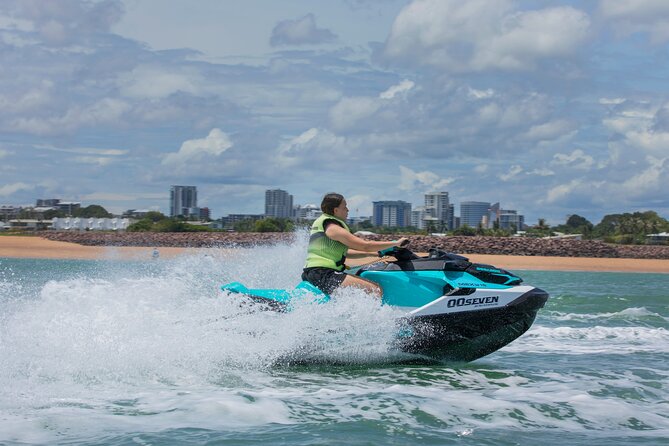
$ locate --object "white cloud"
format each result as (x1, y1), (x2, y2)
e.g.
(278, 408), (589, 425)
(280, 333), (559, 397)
(599, 0), (669, 43)
(398, 165), (453, 192)
(1, 0), (124, 46)
(9, 98), (131, 135)
(603, 102), (669, 157)
(499, 165), (523, 181)
(599, 97), (626, 105)
(552, 149), (595, 170)
(379, 79), (415, 99)
(384, 0), (590, 71)
(0, 148), (10, 159)
(624, 130), (669, 156)
(276, 127), (352, 167)
(270, 13), (337, 46)
(72, 156), (116, 166)
(473, 164), (488, 174)
(118, 65), (203, 99)
(528, 168), (555, 177)
(468, 88), (495, 100)
(162, 128), (233, 166)
(329, 97), (381, 130)
(35, 144), (127, 156)
(521, 120), (575, 142)
(619, 156), (667, 195)
(329, 80), (415, 131)
(0, 181), (34, 197)
(544, 179), (583, 204)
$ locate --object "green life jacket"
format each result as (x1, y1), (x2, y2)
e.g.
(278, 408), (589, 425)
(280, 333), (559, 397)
(304, 213), (351, 271)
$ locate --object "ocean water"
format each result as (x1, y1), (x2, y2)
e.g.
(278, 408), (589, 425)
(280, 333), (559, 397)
(0, 239), (668, 445)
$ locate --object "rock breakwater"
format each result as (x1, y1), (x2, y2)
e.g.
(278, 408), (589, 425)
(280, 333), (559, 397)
(39, 232), (669, 259)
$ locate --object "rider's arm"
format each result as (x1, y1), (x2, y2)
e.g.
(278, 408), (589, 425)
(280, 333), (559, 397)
(325, 223), (407, 253)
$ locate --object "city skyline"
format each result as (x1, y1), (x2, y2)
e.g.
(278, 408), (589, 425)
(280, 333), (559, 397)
(1, 1), (669, 225)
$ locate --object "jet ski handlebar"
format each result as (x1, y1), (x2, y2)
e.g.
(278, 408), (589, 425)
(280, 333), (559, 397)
(378, 239), (419, 260)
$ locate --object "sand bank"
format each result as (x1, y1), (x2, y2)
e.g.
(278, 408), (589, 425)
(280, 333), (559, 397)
(0, 235), (198, 260)
(1, 236), (669, 273)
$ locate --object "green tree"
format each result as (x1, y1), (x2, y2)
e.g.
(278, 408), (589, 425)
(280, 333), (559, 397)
(254, 217), (294, 232)
(452, 225), (477, 236)
(127, 219), (153, 232)
(74, 205), (112, 218)
(553, 214), (594, 237)
(145, 211), (168, 222)
(593, 211), (669, 244)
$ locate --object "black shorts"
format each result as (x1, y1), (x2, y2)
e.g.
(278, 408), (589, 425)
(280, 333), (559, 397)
(302, 267), (347, 294)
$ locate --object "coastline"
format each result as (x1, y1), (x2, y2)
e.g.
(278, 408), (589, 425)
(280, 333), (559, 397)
(1, 235), (669, 273)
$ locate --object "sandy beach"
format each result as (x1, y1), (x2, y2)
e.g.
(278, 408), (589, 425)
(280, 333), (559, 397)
(1, 235), (668, 273)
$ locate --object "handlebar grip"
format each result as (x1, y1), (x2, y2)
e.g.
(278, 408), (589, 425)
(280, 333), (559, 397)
(378, 247), (396, 257)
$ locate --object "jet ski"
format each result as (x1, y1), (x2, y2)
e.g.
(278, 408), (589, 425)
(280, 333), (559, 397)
(221, 245), (549, 362)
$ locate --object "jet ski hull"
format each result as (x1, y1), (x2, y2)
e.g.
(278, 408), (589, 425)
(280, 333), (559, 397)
(395, 287), (549, 362)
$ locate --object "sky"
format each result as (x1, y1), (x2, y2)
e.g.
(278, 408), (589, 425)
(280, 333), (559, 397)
(1, 0), (668, 225)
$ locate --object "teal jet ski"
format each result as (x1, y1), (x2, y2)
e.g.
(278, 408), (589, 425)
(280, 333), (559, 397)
(221, 246), (549, 362)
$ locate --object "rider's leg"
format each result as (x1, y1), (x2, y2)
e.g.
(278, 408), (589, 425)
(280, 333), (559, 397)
(341, 274), (382, 297)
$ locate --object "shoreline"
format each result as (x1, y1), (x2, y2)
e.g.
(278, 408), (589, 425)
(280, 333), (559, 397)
(1, 236), (669, 273)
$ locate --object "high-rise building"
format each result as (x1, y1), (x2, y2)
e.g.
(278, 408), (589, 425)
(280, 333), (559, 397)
(460, 201), (490, 228)
(499, 210), (524, 231)
(170, 185), (197, 217)
(411, 206), (427, 230)
(265, 189), (293, 218)
(424, 191), (450, 230)
(372, 200), (411, 227)
(448, 204), (455, 230)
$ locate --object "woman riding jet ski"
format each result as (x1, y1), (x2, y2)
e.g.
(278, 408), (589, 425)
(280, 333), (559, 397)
(222, 193), (549, 362)
(301, 193), (408, 297)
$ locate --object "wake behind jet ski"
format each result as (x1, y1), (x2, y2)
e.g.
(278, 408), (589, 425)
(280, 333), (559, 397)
(221, 245), (549, 362)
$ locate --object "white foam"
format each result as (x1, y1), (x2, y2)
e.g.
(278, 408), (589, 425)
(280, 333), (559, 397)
(548, 307), (668, 323)
(504, 325), (669, 354)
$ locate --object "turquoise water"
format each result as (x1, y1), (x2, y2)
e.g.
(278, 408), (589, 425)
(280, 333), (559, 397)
(1, 241), (668, 445)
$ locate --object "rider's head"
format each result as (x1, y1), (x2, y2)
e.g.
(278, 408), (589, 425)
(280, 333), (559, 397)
(321, 193), (345, 215)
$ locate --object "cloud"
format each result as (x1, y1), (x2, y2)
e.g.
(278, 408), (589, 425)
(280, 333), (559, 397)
(619, 156), (668, 196)
(499, 165), (523, 181)
(329, 97), (381, 131)
(329, 79), (415, 131)
(521, 120), (575, 142)
(603, 101), (669, 157)
(379, 79), (415, 99)
(0, 148), (10, 159)
(276, 127), (353, 168)
(35, 144), (127, 156)
(468, 88), (495, 100)
(117, 65), (203, 99)
(552, 149), (595, 170)
(162, 128), (233, 167)
(0, 0), (124, 46)
(543, 179), (588, 205)
(383, 0), (590, 71)
(9, 98), (131, 135)
(0, 181), (34, 197)
(270, 13), (337, 46)
(599, 0), (669, 44)
(398, 165), (454, 192)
